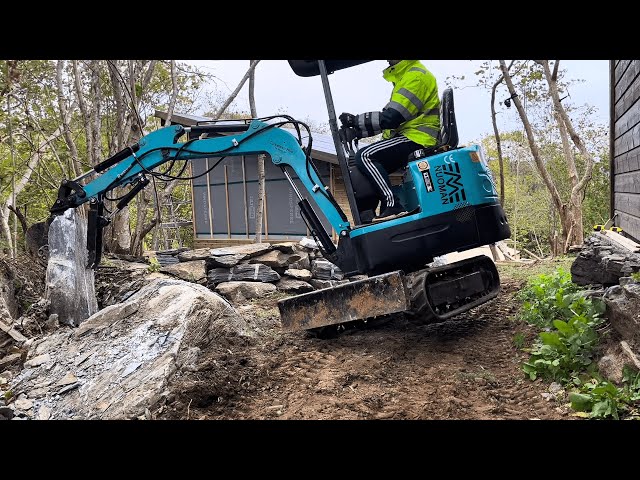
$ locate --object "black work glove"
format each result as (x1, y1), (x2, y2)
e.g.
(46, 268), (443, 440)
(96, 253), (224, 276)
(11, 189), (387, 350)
(339, 112), (356, 128)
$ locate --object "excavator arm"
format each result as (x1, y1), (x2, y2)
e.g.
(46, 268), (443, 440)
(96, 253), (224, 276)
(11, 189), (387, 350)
(50, 118), (350, 267)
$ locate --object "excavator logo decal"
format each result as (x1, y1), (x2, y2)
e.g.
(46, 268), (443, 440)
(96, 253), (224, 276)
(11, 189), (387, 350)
(434, 159), (466, 205)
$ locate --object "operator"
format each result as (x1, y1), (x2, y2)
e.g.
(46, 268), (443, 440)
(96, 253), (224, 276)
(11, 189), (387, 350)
(340, 60), (441, 222)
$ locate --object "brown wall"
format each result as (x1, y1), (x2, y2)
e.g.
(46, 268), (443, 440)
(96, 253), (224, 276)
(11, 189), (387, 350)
(611, 60), (640, 241)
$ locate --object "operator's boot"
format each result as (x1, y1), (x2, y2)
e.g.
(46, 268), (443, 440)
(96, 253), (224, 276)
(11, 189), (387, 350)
(373, 202), (408, 222)
(360, 209), (376, 224)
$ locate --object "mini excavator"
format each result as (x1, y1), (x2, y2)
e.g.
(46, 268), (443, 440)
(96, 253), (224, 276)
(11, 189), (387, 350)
(49, 60), (510, 335)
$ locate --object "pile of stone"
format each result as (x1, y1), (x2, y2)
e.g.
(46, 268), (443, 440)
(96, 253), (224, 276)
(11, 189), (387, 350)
(571, 232), (640, 382)
(149, 238), (353, 304)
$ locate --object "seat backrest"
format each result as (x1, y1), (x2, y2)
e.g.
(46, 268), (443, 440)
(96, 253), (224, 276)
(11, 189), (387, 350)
(406, 87), (459, 163)
(438, 87), (458, 150)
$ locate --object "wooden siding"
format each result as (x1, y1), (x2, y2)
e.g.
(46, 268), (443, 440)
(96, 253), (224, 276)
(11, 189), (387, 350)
(612, 60), (640, 241)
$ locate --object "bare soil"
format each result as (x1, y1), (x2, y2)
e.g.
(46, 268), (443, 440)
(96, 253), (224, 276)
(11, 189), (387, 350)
(159, 274), (572, 420)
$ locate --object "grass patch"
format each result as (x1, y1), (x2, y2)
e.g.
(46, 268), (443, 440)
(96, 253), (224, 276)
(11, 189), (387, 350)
(497, 255), (577, 283)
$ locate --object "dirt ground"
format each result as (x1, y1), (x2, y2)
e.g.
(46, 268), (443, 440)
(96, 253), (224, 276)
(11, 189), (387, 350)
(160, 270), (573, 420)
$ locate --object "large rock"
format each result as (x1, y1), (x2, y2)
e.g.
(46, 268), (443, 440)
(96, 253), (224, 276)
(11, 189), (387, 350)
(603, 282), (640, 344)
(249, 250), (302, 269)
(208, 254), (246, 268)
(176, 248), (211, 262)
(571, 233), (640, 286)
(215, 281), (276, 303)
(299, 237), (319, 250)
(288, 251), (310, 270)
(8, 277), (254, 419)
(309, 279), (336, 290)
(284, 268), (312, 281)
(45, 209), (98, 327)
(207, 264), (280, 285)
(311, 259), (344, 280)
(210, 243), (271, 259)
(272, 242), (298, 254)
(95, 260), (155, 308)
(275, 278), (314, 294)
(160, 260), (207, 284)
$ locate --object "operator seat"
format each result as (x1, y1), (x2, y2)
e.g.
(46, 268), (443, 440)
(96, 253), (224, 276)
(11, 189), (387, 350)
(407, 87), (459, 162)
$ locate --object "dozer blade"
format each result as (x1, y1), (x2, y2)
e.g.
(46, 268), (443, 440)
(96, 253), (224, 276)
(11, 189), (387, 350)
(278, 271), (409, 331)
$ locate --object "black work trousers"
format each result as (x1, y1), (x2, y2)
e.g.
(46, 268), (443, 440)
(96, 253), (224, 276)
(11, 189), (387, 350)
(354, 135), (422, 208)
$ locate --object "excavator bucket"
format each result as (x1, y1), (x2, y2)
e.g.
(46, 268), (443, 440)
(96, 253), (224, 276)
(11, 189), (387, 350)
(277, 271), (410, 331)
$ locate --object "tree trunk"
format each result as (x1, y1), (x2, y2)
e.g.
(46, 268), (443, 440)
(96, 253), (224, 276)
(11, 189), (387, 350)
(490, 61), (514, 207)
(55, 60), (81, 178)
(248, 60), (265, 243)
(7, 205), (27, 234)
(72, 60), (94, 164)
(89, 60), (102, 166)
(128, 61), (176, 255)
(6, 63), (17, 257)
(539, 60), (595, 247)
(0, 125), (63, 253)
(0, 208), (12, 254)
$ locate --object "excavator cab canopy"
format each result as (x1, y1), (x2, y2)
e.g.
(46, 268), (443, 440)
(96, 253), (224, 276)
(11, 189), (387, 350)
(288, 60), (372, 77)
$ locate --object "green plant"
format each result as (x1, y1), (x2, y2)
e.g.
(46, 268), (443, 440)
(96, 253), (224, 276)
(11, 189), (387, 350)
(631, 272), (640, 282)
(148, 257), (161, 272)
(519, 267), (606, 382)
(569, 367), (640, 419)
(569, 379), (622, 419)
(522, 309), (604, 382)
(517, 268), (584, 328)
(513, 332), (526, 349)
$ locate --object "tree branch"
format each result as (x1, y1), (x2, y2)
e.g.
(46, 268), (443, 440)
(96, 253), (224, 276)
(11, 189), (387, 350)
(498, 60), (565, 214)
(212, 60), (260, 120)
(7, 205), (27, 234)
(540, 61), (595, 195)
(490, 60), (515, 206)
(55, 60), (81, 177)
(72, 60), (93, 160)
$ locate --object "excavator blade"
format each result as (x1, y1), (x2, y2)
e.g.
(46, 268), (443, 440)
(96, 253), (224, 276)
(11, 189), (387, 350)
(278, 270), (409, 331)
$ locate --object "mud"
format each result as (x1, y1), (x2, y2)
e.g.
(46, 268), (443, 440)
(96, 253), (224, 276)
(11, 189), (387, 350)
(159, 277), (571, 420)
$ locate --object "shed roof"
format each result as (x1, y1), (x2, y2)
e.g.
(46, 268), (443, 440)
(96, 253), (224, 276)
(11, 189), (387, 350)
(154, 110), (339, 165)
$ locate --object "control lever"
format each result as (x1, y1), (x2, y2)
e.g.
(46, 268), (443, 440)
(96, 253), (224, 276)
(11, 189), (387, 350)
(338, 126), (359, 159)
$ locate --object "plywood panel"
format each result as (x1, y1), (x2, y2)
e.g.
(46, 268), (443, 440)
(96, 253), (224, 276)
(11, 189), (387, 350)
(614, 192), (640, 216)
(614, 171), (640, 194)
(615, 211), (640, 242)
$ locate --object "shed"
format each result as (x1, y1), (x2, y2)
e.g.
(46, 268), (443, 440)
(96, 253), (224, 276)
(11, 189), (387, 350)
(154, 111), (381, 248)
(611, 60), (640, 241)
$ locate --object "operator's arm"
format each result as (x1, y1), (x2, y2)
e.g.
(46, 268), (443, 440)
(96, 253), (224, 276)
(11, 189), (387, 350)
(342, 72), (435, 138)
(353, 108), (405, 138)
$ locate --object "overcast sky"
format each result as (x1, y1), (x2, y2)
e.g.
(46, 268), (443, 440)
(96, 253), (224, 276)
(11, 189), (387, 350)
(182, 60), (610, 144)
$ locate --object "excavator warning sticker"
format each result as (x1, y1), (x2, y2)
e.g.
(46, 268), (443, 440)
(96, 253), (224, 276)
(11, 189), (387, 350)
(434, 157), (466, 205)
(422, 170), (435, 192)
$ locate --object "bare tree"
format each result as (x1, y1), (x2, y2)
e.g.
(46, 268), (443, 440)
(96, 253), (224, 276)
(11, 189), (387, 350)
(0, 126), (64, 254)
(498, 60), (595, 251)
(211, 60), (260, 120)
(248, 60), (266, 243)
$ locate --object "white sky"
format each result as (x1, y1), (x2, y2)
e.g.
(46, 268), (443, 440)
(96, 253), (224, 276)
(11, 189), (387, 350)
(182, 60), (610, 145)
